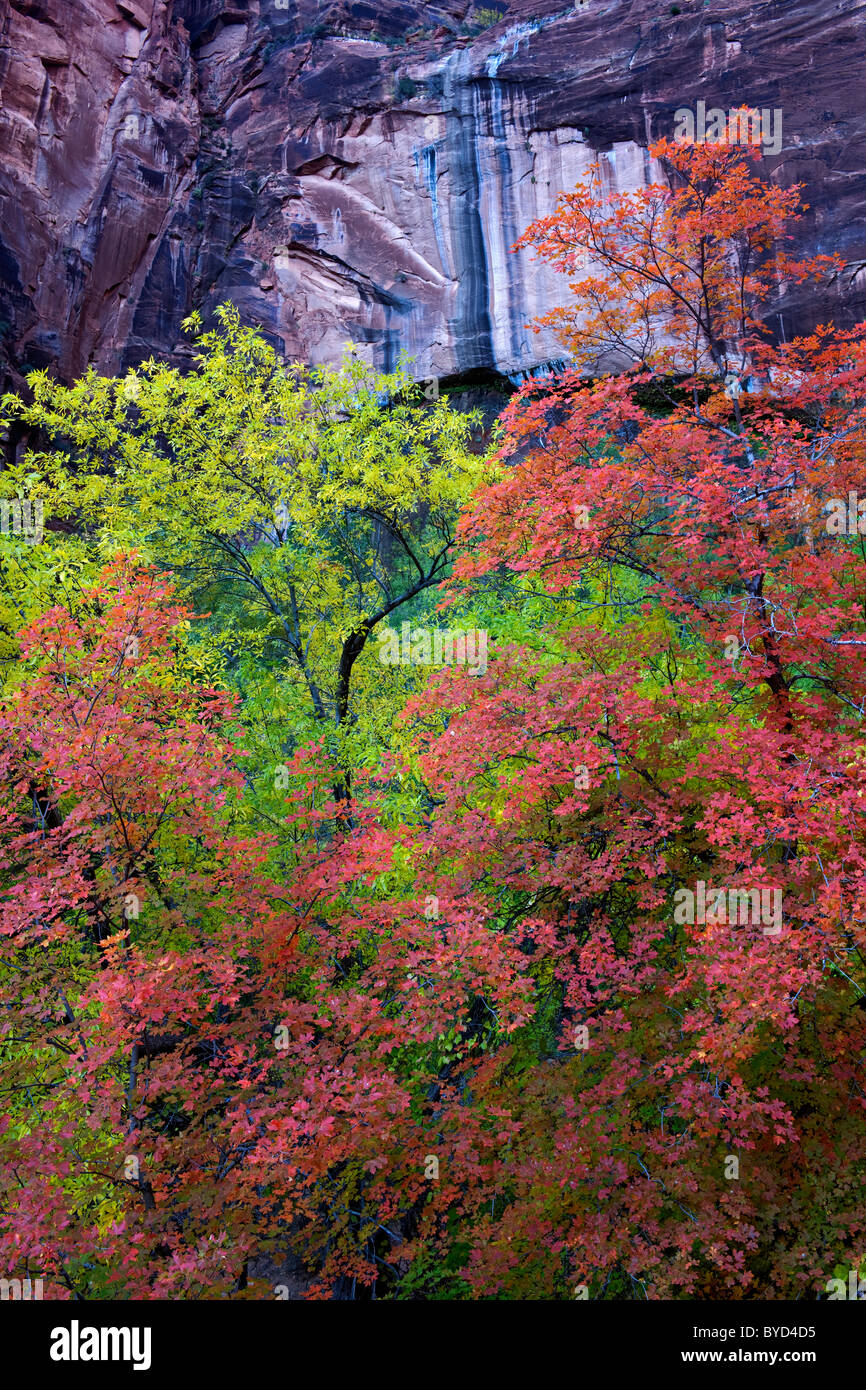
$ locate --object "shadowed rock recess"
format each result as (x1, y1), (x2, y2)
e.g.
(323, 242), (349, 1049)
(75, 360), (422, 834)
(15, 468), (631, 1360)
(1, 0), (865, 393)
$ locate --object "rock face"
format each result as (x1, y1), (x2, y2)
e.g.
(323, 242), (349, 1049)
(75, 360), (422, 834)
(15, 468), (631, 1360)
(1, 0), (865, 393)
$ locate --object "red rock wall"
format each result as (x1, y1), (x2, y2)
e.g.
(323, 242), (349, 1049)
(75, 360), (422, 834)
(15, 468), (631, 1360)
(0, 0), (864, 391)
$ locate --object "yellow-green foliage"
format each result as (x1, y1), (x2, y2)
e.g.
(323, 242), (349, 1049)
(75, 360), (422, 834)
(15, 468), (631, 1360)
(6, 306), (490, 757)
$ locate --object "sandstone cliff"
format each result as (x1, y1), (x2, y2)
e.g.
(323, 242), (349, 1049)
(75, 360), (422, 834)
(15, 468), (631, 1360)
(1, 0), (865, 394)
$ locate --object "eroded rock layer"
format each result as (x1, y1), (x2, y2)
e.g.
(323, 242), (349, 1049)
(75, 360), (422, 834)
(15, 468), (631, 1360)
(1, 0), (864, 389)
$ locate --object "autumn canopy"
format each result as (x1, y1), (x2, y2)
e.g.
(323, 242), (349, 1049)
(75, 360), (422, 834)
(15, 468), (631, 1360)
(1, 132), (864, 1301)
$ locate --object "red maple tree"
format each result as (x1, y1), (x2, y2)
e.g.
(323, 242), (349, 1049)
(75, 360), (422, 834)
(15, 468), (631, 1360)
(390, 132), (866, 1297)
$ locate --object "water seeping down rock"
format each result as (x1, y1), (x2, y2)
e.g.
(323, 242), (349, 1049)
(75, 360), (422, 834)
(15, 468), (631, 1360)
(0, 0), (865, 396)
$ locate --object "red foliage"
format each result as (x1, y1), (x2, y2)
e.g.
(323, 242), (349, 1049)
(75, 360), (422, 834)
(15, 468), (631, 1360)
(396, 134), (866, 1297)
(0, 559), (529, 1296)
(3, 135), (866, 1300)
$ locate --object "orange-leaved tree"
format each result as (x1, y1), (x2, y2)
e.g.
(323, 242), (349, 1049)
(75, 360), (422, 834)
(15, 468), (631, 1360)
(382, 129), (866, 1298)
